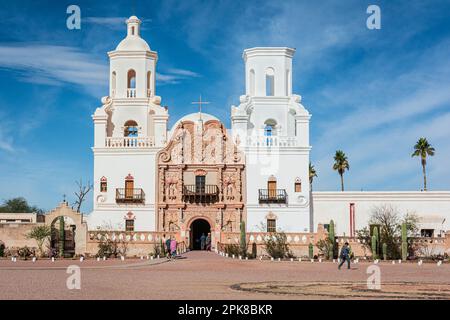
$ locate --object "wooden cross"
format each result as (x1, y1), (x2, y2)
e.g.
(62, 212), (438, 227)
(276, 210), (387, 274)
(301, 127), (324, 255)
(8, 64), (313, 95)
(191, 95), (210, 120)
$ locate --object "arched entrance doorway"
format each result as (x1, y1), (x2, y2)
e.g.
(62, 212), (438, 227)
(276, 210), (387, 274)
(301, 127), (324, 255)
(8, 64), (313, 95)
(190, 218), (211, 250)
(50, 216), (76, 258)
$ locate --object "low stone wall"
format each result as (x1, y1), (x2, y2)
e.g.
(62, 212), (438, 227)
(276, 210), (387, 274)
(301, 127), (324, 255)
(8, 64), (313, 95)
(86, 231), (187, 257)
(335, 233), (450, 259)
(219, 227), (329, 258)
(0, 223), (39, 251)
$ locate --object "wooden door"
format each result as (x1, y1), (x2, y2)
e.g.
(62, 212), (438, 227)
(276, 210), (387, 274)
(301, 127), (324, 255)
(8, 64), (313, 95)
(125, 180), (134, 199)
(268, 180), (277, 199)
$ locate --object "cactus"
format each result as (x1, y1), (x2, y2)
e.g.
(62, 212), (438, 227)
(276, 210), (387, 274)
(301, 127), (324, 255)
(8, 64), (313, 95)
(308, 243), (314, 259)
(382, 242), (387, 260)
(371, 235), (378, 260)
(59, 216), (65, 258)
(251, 242), (257, 259)
(371, 226), (379, 260)
(401, 222), (407, 261)
(328, 220), (335, 259)
(240, 221), (247, 257)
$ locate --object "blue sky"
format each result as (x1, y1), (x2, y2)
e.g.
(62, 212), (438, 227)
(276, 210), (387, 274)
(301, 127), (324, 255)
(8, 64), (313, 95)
(0, 0), (450, 212)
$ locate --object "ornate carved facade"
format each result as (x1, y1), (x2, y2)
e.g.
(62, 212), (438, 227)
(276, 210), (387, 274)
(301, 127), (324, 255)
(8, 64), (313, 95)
(156, 117), (245, 248)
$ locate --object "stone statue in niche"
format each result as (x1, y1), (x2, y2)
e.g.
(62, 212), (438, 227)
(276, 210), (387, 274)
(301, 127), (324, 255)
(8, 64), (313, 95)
(223, 173), (236, 200)
(203, 126), (223, 164)
(165, 172), (179, 200)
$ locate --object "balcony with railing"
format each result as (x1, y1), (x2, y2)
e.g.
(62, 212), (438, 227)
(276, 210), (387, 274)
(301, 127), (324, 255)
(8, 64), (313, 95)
(245, 136), (297, 147)
(105, 137), (155, 148)
(183, 185), (219, 204)
(258, 189), (288, 204)
(116, 188), (145, 204)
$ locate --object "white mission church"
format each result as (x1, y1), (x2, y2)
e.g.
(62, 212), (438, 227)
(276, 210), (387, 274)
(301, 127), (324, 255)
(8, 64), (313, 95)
(88, 16), (450, 250)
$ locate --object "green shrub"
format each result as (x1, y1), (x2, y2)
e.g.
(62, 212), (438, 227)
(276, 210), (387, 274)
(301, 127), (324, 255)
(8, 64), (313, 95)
(0, 243), (4, 257)
(316, 238), (334, 260)
(251, 242), (257, 259)
(264, 232), (293, 259)
(18, 246), (32, 260)
(224, 244), (241, 256)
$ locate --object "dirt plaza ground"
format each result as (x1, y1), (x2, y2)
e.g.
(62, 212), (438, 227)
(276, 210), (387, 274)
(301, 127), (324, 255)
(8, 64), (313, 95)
(0, 251), (449, 300)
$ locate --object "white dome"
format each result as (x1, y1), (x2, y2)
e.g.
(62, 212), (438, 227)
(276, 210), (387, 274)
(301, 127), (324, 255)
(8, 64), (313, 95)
(115, 16), (151, 51)
(116, 36), (150, 51)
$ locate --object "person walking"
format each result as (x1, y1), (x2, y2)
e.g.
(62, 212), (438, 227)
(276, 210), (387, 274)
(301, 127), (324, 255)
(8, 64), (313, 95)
(170, 237), (177, 258)
(200, 233), (206, 250)
(338, 242), (351, 270)
(165, 236), (172, 259)
(205, 233), (211, 251)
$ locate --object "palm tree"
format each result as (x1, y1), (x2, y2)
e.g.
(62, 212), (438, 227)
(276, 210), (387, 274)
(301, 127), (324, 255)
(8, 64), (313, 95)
(333, 150), (350, 191)
(411, 137), (435, 191)
(309, 162), (317, 190)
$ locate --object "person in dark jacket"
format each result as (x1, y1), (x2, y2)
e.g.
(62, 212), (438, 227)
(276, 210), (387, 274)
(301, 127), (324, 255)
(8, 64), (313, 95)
(165, 236), (172, 259)
(338, 242), (351, 270)
(200, 233), (206, 250)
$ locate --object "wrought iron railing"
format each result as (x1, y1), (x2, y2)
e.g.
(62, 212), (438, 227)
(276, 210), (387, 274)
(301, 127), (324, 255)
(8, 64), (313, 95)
(258, 189), (288, 204)
(116, 188), (145, 203)
(183, 185), (218, 203)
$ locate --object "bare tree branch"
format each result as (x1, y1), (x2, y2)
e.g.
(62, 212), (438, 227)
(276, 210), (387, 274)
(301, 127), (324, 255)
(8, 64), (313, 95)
(73, 178), (93, 213)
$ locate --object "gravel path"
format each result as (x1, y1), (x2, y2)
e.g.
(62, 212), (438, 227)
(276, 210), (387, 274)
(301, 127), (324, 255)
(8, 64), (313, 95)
(0, 252), (449, 300)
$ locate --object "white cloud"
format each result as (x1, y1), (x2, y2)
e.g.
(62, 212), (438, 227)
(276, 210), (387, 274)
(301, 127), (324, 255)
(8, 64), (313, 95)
(0, 44), (108, 96)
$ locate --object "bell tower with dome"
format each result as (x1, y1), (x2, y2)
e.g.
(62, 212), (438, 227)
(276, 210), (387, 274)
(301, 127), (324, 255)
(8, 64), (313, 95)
(89, 16), (168, 232)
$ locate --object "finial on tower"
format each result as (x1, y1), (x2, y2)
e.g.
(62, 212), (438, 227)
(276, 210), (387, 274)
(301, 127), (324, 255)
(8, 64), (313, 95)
(126, 15), (141, 37)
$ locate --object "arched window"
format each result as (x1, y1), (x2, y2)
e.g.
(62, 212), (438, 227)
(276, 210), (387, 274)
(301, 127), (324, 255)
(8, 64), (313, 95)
(249, 69), (255, 96)
(111, 71), (116, 96)
(146, 71), (151, 97)
(265, 67), (275, 96)
(127, 69), (136, 88)
(294, 178), (302, 192)
(131, 26), (135, 36)
(264, 119), (277, 136)
(100, 176), (107, 192)
(124, 120), (138, 137)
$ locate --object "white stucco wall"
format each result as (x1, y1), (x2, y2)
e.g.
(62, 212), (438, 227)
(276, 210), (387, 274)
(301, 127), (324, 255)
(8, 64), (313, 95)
(88, 149), (159, 231)
(312, 191), (450, 236)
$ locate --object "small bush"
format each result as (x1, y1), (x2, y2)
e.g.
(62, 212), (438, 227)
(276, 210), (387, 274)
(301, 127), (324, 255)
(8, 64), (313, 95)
(18, 246), (33, 260)
(224, 244), (241, 256)
(316, 238), (334, 260)
(263, 232), (293, 259)
(0, 242), (4, 257)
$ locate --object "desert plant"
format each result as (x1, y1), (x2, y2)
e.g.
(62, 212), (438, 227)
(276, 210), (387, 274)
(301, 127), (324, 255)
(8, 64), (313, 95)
(224, 244), (241, 256)
(308, 243), (314, 259)
(401, 222), (408, 261)
(382, 243), (387, 260)
(371, 235), (378, 260)
(0, 242), (5, 257)
(316, 238), (333, 260)
(59, 216), (65, 257)
(27, 225), (51, 257)
(240, 221), (247, 257)
(18, 246), (32, 260)
(328, 220), (335, 258)
(251, 242), (257, 259)
(264, 232), (293, 259)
